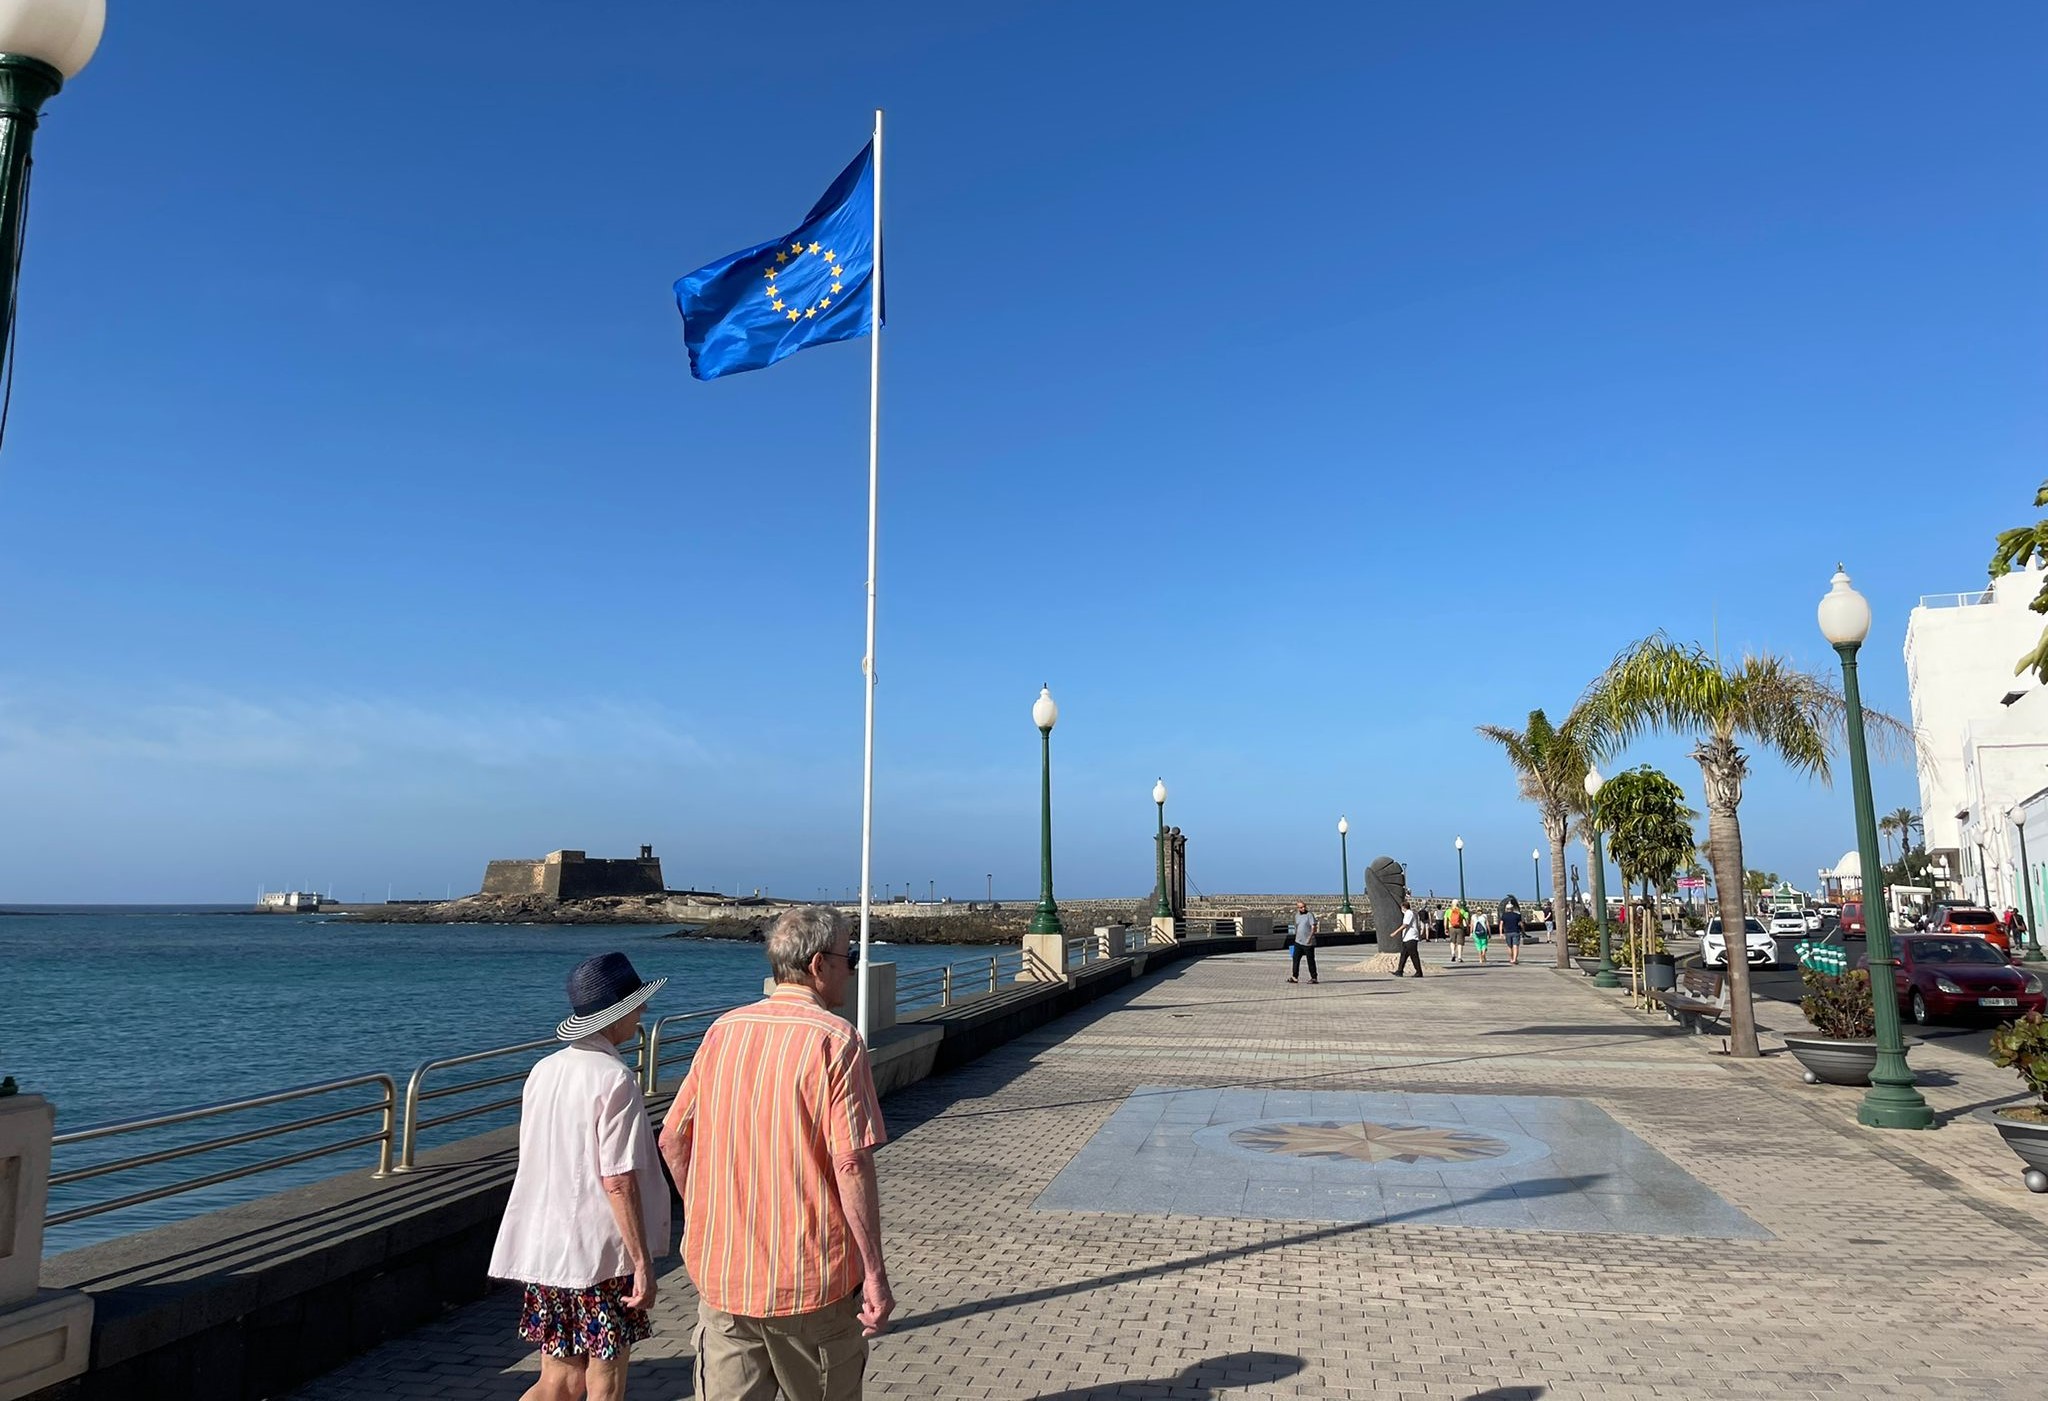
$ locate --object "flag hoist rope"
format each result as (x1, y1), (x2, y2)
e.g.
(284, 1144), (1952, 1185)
(856, 108), (883, 1041)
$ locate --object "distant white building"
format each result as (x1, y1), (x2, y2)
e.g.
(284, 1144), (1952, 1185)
(1905, 564), (2048, 907)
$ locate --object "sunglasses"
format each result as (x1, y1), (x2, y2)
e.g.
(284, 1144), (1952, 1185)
(842, 947), (859, 970)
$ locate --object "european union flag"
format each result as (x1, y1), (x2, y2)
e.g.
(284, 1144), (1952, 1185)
(675, 144), (878, 382)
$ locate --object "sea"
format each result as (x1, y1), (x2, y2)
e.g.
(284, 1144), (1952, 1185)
(3, 906), (985, 1254)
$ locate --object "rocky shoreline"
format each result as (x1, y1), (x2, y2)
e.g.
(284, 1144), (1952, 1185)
(333, 893), (1158, 945)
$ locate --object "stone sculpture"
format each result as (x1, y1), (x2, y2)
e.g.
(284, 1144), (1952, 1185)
(1364, 856), (1410, 943)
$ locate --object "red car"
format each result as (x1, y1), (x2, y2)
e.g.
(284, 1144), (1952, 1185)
(1879, 935), (2045, 1025)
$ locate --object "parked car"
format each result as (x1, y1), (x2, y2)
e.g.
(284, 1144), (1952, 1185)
(1872, 935), (2046, 1025)
(1701, 916), (1774, 968)
(1767, 909), (1807, 938)
(1840, 900), (1867, 936)
(1932, 903), (2009, 953)
(1804, 909), (1823, 931)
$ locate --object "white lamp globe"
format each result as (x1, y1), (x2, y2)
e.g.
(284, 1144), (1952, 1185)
(2015, 806), (2029, 830)
(1338, 816), (1348, 835)
(1584, 766), (1604, 799)
(1455, 836), (1464, 851)
(1032, 685), (1058, 731)
(1817, 566), (1872, 647)
(1532, 848), (1540, 862)
(1153, 779), (1167, 806)
(0, 0), (105, 79)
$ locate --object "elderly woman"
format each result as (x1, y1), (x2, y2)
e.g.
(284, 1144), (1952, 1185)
(490, 952), (671, 1401)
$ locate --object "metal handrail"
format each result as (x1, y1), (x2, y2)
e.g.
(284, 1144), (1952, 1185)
(394, 1034), (640, 1172)
(48, 1073), (396, 1227)
(642, 1007), (727, 1094)
(897, 949), (1025, 1012)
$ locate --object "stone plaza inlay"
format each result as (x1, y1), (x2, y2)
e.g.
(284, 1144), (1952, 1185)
(1035, 1087), (1770, 1239)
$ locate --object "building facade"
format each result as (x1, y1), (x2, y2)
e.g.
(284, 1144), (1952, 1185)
(481, 846), (665, 901)
(1905, 565), (2048, 905)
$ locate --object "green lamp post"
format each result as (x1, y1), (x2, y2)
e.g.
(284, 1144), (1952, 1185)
(0, 0), (103, 381)
(1586, 767), (1619, 988)
(2014, 806), (2042, 962)
(1028, 685), (1063, 936)
(1454, 836), (1466, 911)
(1338, 816), (1353, 917)
(1819, 567), (1932, 1130)
(1152, 778), (1171, 919)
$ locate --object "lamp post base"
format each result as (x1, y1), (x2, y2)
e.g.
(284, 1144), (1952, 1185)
(1857, 1082), (1935, 1131)
(1592, 967), (1620, 989)
(1028, 905), (1063, 936)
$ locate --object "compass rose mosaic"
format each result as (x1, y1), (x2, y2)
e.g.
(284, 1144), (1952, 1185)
(1228, 1119), (1512, 1165)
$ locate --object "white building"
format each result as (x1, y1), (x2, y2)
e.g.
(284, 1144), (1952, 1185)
(1904, 564), (2048, 906)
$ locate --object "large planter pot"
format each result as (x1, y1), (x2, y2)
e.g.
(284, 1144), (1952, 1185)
(1990, 1110), (2048, 1193)
(1782, 1034), (1878, 1087)
(1573, 956), (1601, 977)
(1645, 954), (1677, 992)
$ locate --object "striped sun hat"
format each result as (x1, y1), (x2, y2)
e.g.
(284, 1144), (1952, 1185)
(556, 951), (667, 1041)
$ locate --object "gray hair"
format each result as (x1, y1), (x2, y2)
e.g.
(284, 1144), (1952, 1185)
(767, 906), (845, 983)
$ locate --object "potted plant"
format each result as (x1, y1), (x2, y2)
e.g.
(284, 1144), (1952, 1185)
(1783, 967), (1880, 1085)
(1988, 1011), (2048, 1192)
(1569, 917), (1603, 975)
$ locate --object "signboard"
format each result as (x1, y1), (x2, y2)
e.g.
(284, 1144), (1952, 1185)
(1677, 877), (1707, 890)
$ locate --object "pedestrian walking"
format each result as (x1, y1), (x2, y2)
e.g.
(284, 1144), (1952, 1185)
(1472, 908), (1491, 964)
(489, 952), (671, 1401)
(1444, 899), (1466, 959)
(1288, 901), (1319, 984)
(1501, 900), (1525, 964)
(1395, 897), (1425, 977)
(659, 907), (892, 1401)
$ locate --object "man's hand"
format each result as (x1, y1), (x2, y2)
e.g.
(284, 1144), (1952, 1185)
(623, 1260), (657, 1311)
(857, 1271), (894, 1337)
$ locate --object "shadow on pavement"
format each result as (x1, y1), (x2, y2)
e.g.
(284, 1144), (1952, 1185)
(1480, 1023), (1680, 1037)
(1465, 1388), (1547, 1400)
(892, 1175), (1605, 1335)
(1027, 1350), (1303, 1398)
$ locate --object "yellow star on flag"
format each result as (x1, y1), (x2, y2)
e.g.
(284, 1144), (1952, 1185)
(786, 309), (800, 321)
(819, 297), (831, 309)
(808, 242), (821, 254)
(831, 283), (842, 293)
(775, 251), (788, 264)
(805, 307), (817, 318)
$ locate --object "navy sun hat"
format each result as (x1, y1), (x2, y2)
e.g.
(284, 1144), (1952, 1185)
(557, 951), (667, 1041)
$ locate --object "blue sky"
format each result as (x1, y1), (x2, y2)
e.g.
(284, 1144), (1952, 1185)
(0, 1), (2040, 903)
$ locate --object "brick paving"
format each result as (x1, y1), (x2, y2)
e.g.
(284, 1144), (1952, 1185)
(291, 943), (2048, 1400)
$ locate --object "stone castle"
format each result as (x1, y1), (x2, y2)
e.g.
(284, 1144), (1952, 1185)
(481, 846), (665, 902)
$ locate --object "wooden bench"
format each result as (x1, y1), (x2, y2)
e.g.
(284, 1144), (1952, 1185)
(1651, 969), (1728, 1034)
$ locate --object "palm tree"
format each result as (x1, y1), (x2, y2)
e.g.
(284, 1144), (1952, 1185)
(1577, 635), (1908, 1058)
(1594, 765), (1698, 995)
(1878, 811), (1900, 870)
(1476, 708), (1594, 969)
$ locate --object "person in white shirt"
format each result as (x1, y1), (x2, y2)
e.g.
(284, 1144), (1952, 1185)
(1288, 901), (1319, 984)
(1394, 897), (1425, 978)
(489, 952), (672, 1401)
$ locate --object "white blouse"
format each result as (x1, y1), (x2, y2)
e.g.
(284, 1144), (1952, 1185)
(487, 1035), (671, 1289)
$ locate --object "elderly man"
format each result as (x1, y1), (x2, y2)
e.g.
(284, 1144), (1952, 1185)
(489, 951), (670, 1401)
(661, 907), (892, 1401)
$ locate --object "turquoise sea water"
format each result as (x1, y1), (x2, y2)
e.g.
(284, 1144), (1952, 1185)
(3, 907), (981, 1252)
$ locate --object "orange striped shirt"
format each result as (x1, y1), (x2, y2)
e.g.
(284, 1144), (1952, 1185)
(664, 983), (886, 1317)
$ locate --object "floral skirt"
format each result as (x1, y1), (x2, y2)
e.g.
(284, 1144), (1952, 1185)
(517, 1275), (653, 1360)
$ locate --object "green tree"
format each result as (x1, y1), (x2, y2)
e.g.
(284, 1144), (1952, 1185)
(1743, 869), (1781, 900)
(1991, 481), (2048, 681)
(1578, 634), (1907, 1058)
(1475, 707), (1594, 970)
(1594, 765), (1698, 990)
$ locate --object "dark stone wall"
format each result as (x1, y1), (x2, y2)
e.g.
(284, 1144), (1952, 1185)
(554, 854), (664, 900)
(480, 859), (547, 897)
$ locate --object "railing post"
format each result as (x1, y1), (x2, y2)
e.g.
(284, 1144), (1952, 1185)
(372, 1078), (395, 1179)
(942, 965), (953, 1006)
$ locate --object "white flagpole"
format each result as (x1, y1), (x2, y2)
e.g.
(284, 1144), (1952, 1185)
(856, 108), (884, 1042)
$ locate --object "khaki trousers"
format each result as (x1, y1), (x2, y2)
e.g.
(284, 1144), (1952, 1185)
(694, 1291), (867, 1401)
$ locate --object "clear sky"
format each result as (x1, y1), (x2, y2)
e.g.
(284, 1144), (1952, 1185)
(0, 2), (2040, 903)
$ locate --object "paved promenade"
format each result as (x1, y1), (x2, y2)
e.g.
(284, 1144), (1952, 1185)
(292, 944), (2048, 1400)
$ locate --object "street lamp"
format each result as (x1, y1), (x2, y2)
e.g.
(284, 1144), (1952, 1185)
(1585, 768), (1618, 987)
(1338, 816), (1353, 916)
(1531, 848), (1541, 911)
(1454, 836), (1467, 911)
(0, 0), (101, 389)
(1818, 566), (1933, 1129)
(1029, 685), (1062, 935)
(2013, 806), (2042, 962)
(1152, 778), (1171, 919)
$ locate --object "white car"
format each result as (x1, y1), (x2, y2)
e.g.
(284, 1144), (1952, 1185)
(1804, 910), (1823, 932)
(1767, 910), (1807, 938)
(1701, 916), (1775, 968)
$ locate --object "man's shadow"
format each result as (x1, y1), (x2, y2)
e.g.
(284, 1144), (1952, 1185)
(1027, 1351), (1302, 1398)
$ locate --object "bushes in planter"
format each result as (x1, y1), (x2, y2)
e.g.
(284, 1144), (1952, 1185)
(1799, 967), (1874, 1039)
